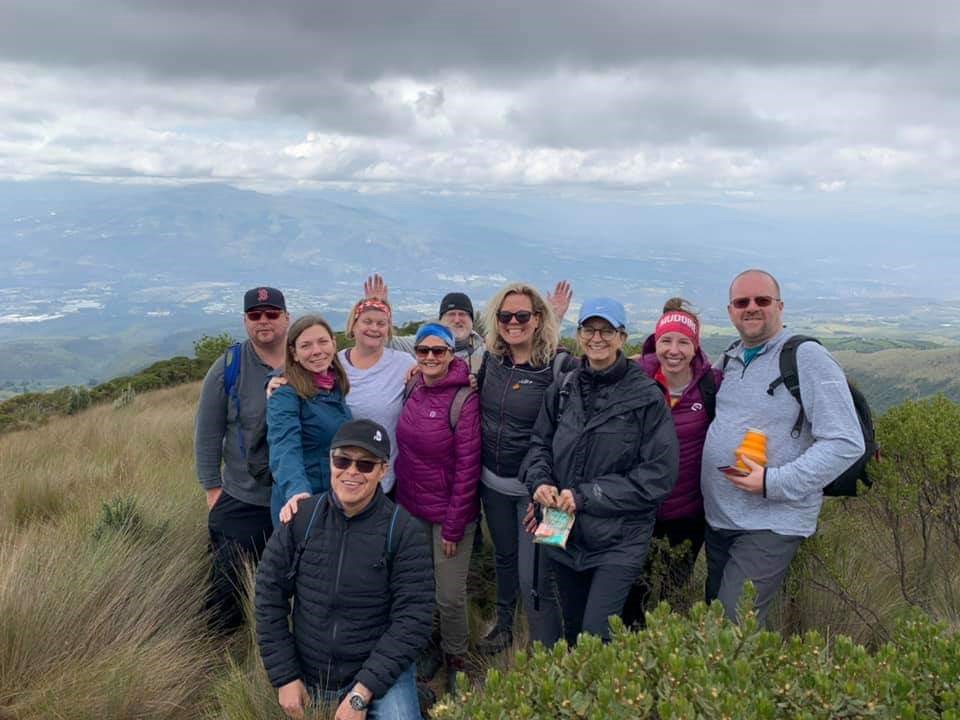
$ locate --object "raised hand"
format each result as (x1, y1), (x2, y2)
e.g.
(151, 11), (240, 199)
(548, 280), (572, 321)
(364, 273), (389, 301)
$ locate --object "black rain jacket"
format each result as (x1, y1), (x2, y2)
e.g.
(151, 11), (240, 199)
(521, 353), (679, 571)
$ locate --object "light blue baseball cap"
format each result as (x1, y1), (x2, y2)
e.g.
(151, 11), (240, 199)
(578, 297), (627, 329)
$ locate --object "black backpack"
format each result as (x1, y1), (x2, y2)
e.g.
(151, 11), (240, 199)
(767, 336), (878, 497)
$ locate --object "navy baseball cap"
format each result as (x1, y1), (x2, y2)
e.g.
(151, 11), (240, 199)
(244, 287), (286, 312)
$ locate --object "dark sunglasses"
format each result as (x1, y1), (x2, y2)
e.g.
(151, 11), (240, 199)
(331, 455), (383, 474)
(730, 296), (779, 310)
(414, 345), (450, 357)
(497, 310), (534, 325)
(246, 309), (283, 321)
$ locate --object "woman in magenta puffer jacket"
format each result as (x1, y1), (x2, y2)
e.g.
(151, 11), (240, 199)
(394, 322), (481, 692)
(622, 298), (722, 626)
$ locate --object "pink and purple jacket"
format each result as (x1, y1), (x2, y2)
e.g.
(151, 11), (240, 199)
(638, 334), (723, 521)
(395, 358), (482, 542)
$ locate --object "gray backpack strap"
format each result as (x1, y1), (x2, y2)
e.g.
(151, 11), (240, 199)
(552, 351), (567, 385)
(448, 386), (475, 431)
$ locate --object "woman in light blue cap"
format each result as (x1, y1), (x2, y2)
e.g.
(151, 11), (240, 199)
(521, 297), (680, 644)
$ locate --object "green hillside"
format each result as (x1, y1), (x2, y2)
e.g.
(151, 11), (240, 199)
(837, 347), (960, 413)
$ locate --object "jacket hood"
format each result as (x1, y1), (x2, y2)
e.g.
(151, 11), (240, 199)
(639, 333), (713, 384)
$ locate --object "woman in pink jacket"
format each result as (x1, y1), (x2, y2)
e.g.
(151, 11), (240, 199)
(394, 322), (481, 694)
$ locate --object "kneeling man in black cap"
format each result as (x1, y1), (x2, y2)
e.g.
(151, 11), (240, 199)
(256, 419), (435, 719)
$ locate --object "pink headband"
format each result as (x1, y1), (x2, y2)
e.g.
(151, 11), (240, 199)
(655, 311), (699, 346)
(354, 299), (392, 322)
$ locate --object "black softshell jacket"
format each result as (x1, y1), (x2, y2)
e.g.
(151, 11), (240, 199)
(255, 491), (434, 698)
(521, 353), (679, 571)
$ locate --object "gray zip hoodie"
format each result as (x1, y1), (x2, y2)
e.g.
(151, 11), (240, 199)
(701, 329), (864, 537)
(194, 341), (274, 507)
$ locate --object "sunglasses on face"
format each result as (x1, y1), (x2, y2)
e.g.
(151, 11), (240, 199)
(578, 325), (618, 340)
(246, 310), (283, 321)
(414, 345), (450, 358)
(729, 296), (779, 310)
(331, 455), (383, 474)
(497, 310), (534, 325)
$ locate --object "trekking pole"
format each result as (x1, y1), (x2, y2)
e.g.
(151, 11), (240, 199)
(531, 543), (541, 612)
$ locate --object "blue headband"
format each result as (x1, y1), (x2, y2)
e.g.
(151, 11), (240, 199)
(415, 322), (455, 348)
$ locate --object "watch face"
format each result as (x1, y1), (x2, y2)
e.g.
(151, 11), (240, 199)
(349, 694), (367, 711)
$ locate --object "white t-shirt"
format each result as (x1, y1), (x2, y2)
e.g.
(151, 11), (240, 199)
(337, 347), (416, 493)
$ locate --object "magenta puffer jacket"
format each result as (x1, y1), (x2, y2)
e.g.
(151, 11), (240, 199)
(395, 358), (482, 543)
(638, 334), (722, 521)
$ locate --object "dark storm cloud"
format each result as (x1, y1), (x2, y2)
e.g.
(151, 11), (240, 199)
(1, 0), (957, 81)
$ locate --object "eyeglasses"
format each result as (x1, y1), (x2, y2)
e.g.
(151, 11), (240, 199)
(729, 296), (780, 310)
(331, 455), (383, 474)
(414, 345), (450, 358)
(578, 325), (619, 340)
(246, 309), (283, 321)
(497, 310), (534, 325)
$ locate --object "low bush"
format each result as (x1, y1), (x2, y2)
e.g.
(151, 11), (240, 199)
(434, 593), (960, 720)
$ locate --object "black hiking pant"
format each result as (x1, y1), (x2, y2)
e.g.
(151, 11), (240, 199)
(205, 491), (273, 633)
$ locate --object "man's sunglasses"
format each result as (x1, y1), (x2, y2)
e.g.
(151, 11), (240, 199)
(414, 345), (450, 357)
(497, 310), (534, 325)
(246, 309), (283, 321)
(331, 455), (384, 474)
(729, 296), (780, 310)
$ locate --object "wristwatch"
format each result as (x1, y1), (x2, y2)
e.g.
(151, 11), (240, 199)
(348, 691), (369, 711)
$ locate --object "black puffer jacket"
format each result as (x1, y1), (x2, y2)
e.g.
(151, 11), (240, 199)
(521, 353), (679, 571)
(255, 490), (434, 698)
(477, 350), (579, 477)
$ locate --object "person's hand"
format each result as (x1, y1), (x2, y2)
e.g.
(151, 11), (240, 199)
(468, 373), (478, 391)
(279, 493), (311, 524)
(266, 375), (288, 399)
(206, 487), (223, 511)
(523, 502), (537, 534)
(441, 539), (458, 558)
(277, 679), (310, 719)
(547, 281), (572, 321)
(557, 489), (577, 513)
(335, 683), (372, 720)
(404, 364), (420, 383)
(364, 273), (389, 302)
(724, 455), (765, 494)
(533, 484), (559, 508)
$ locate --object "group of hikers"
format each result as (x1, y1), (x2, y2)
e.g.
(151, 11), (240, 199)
(194, 269), (866, 720)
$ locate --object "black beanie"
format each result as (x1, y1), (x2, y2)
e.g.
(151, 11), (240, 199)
(438, 292), (474, 320)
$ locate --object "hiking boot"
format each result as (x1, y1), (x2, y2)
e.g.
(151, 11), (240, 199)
(416, 642), (443, 681)
(416, 681), (437, 714)
(475, 622), (513, 655)
(445, 653), (467, 696)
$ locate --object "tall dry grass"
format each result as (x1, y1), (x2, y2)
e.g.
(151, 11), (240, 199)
(0, 384), (220, 719)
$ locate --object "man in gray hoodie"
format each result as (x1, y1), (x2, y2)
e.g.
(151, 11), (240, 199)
(195, 286), (289, 632)
(701, 269), (864, 625)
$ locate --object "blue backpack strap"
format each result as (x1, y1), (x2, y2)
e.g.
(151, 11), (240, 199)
(285, 492), (327, 582)
(385, 503), (408, 573)
(222, 343), (246, 456)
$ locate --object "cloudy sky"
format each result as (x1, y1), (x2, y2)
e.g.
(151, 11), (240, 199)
(1, 0), (958, 211)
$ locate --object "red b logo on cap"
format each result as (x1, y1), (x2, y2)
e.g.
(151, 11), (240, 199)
(257, 288), (269, 302)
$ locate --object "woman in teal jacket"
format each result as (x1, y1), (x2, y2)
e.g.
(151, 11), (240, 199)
(267, 314), (351, 527)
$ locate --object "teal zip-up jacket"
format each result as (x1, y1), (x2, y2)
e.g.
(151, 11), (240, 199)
(701, 330), (864, 538)
(267, 384), (351, 526)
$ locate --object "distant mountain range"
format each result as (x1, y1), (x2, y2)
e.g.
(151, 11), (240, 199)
(1, 180), (958, 390)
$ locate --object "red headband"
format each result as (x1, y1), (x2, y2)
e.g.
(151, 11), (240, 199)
(353, 299), (392, 322)
(655, 311), (699, 346)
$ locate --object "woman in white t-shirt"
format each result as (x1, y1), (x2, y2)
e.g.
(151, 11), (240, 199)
(336, 298), (416, 495)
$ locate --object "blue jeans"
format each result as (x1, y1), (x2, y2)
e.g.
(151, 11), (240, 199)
(312, 664), (421, 720)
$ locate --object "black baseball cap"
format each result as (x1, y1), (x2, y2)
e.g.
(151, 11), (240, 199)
(244, 286), (286, 312)
(330, 419), (391, 461)
(438, 292), (474, 320)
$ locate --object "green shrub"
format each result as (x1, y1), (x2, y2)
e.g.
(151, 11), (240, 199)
(194, 332), (235, 370)
(92, 496), (168, 543)
(433, 595), (960, 720)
